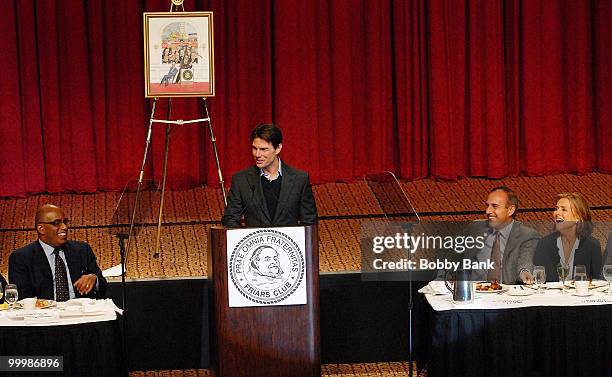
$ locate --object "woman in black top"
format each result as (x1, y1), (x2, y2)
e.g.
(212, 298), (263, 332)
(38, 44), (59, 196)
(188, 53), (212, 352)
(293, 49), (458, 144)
(0, 272), (6, 304)
(533, 192), (602, 280)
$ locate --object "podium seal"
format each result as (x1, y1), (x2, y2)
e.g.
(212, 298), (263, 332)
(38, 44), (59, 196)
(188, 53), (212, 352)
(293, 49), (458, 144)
(229, 229), (305, 305)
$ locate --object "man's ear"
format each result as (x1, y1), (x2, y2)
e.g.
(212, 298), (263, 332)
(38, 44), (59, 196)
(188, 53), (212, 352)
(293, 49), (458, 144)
(274, 143), (282, 155)
(507, 205), (517, 218)
(36, 224), (44, 236)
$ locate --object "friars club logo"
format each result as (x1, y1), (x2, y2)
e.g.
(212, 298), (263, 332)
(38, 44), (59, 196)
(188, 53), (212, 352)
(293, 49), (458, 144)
(229, 229), (305, 306)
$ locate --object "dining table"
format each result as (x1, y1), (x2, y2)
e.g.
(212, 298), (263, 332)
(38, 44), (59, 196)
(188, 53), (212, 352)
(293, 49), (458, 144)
(0, 298), (127, 377)
(418, 281), (612, 377)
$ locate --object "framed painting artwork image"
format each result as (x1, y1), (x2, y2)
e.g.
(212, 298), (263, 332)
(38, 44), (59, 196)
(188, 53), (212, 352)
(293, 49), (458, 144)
(144, 12), (215, 98)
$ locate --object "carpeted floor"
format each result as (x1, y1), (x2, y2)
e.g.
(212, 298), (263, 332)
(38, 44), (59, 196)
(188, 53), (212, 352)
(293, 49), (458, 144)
(128, 362), (423, 377)
(1, 173), (611, 278)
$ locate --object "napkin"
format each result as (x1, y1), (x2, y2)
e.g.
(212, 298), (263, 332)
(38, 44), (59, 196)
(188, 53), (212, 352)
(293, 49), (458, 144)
(103, 299), (124, 315)
(418, 280), (449, 295)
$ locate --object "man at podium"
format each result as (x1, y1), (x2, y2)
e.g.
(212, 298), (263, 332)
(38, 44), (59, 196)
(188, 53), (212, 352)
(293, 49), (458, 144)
(222, 123), (317, 228)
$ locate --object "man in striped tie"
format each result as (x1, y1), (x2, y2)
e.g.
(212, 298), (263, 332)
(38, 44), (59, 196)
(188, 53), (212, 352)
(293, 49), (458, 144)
(471, 187), (541, 284)
(8, 204), (107, 301)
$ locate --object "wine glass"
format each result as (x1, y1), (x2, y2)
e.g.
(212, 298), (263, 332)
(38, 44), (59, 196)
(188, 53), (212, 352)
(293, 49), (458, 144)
(557, 262), (570, 294)
(603, 265), (612, 295)
(533, 266), (546, 294)
(5, 284), (18, 311)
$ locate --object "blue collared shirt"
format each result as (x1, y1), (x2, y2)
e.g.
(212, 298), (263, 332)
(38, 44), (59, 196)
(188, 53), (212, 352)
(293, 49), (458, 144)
(39, 240), (76, 300)
(260, 158), (283, 181)
(39, 240), (98, 299)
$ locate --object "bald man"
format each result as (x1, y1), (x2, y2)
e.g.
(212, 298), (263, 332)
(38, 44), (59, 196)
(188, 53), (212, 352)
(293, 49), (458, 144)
(8, 204), (107, 301)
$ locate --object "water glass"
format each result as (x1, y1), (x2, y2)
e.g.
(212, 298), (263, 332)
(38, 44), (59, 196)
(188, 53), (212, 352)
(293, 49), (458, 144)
(5, 284), (18, 310)
(603, 265), (612, 295)
(557, 262), (570, 294)
(574, 265), (587, 279)
(533, 266), (546, 294)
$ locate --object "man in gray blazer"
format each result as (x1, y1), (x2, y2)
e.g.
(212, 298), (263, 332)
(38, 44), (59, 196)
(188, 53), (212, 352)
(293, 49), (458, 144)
(222, 124), (317, 228)
(464, 187), (541, 284)
(604, 231), (612, 266)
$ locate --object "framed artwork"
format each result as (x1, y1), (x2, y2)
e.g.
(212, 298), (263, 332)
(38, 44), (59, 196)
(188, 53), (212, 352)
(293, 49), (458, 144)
(144, 12), (215, 98)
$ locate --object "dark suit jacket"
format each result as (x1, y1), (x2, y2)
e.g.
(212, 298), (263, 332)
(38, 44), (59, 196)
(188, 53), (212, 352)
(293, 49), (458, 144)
(0, 272), (6, 304)
(462, 220), (541, 284)
(8, 240), (108, 300)
(222, 164), (317, 228)
(533, 232), (602, 280)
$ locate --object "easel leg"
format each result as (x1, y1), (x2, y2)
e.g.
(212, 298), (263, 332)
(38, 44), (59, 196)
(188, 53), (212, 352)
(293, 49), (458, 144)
(154, 99), (173, 258)
(127, 98), (158, 264)
(202, 98), (227, 206)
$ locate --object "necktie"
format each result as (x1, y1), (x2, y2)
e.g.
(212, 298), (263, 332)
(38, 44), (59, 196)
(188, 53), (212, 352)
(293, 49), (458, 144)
(487, 232), (501, 283)
(53, 248), (70, 302)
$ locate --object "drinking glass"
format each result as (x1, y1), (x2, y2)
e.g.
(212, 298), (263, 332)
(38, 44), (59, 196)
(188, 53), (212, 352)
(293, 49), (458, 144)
(5, 284), (18, 311)
(603, 265), (612, 295)
(574, 271), (588, 295)
(574, 265), (587, 279)
(557, 262), (570, 294)
(533, 266), (546, 294)
(0, 283), (3, 302)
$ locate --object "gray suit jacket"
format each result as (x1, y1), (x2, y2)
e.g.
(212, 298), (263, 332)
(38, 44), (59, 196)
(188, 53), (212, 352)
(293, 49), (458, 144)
(464, 220), (541, 284)
(221, 164), (317, 228)
(604, 231), (612, 266)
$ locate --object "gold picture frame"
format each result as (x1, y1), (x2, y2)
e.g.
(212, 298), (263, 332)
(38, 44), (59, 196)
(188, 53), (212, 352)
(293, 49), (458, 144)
(143, 12), (215, 98)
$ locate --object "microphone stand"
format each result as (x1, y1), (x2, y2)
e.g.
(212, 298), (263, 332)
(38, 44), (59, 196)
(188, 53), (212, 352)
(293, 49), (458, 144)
(115, 232), (129, 370)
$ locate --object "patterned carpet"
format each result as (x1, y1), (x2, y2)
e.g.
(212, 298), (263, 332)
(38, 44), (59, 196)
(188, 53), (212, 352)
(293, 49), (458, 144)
(1, 173), (611, 278)
(129, 362), (422, 377)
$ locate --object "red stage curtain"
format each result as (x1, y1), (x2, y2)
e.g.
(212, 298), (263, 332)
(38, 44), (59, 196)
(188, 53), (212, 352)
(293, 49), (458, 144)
(0, 0), (609, 197)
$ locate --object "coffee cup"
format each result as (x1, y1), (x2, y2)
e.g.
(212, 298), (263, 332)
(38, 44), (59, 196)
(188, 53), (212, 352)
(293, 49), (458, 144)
(575, 280), (589, 295)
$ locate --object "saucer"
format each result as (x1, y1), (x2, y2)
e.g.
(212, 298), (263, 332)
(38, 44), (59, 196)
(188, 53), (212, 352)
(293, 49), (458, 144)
(571, 291), (593, 297)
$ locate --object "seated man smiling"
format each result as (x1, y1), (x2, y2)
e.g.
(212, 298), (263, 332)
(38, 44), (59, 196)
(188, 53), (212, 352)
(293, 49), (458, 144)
(9, 204), (107, 301)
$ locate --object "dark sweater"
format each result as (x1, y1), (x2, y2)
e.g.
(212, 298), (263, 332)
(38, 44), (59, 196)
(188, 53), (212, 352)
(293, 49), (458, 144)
(261, 174), (282, 220)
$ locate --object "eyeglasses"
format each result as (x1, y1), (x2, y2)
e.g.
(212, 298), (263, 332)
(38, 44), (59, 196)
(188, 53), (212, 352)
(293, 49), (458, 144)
(39, 218), (70, 227)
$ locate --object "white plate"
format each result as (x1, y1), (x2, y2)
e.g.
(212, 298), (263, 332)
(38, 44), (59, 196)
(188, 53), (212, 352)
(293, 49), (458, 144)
(571, 291), (594, 297)
(565, 280), (608, 289)
(475, 283), (507, 293)
(506, 287), (535, 296)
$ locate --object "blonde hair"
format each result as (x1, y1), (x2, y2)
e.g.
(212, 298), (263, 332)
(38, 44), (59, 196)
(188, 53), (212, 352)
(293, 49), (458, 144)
(556, 192), (593, 238)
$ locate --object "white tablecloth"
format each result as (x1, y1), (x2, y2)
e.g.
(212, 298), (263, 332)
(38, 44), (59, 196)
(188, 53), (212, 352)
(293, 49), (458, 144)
(420, 281), (612, 311)
(0, 299), (122, 326)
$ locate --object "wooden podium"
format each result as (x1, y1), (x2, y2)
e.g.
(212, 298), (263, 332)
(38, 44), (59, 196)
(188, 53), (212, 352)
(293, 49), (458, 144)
(208, 225), (320, 377)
